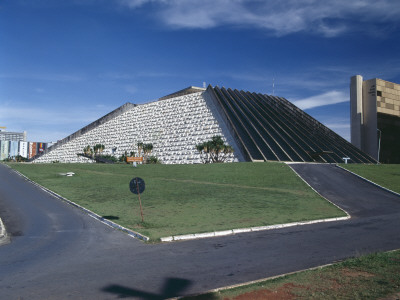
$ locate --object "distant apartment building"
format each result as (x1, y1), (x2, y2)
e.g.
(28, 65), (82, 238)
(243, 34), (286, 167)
(350, 75), (400, 163)
(0, 129), (47, 160)
(0, 130), (26, 141)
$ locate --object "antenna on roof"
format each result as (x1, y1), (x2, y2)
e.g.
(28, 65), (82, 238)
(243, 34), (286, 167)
(203, 82), (206, 89)
(272, 78), (275, 96)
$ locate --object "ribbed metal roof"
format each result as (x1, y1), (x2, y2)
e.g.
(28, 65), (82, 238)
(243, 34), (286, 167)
(209, 86), (376, 163)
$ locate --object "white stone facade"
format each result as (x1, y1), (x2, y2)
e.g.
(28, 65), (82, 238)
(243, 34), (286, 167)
(34, 91), (243, 164)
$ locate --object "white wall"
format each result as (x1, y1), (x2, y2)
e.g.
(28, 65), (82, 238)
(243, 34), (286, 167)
(34, 91), (242, 164)
(19, 142), (28, 158)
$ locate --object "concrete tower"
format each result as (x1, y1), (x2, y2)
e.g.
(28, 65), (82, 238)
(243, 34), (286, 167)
(350, 75), (378, 160)
(350, 75), (363, 149)
(350, 75), (400, 163)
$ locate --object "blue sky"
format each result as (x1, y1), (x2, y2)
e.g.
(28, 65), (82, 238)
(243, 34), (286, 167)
(1, 0), (400, 143)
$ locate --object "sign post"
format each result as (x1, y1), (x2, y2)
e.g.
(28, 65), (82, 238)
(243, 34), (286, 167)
(129, 177), (145, 222)
(126, 157), (144, 166)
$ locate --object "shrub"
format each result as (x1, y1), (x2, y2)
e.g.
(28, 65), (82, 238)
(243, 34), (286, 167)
(146, 156), (161, 164)
(14, 155), (28, 162)
(99, 155), (118, 162)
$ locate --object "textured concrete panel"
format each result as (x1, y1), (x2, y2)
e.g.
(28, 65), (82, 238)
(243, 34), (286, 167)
(34, 91), (242, 164)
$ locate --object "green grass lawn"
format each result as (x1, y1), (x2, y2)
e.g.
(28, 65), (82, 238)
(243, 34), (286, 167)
(179, 163), (400, 299)
(184, 250), (400, 299)
(341, 164), (400, 194)
(6, 162), (345, 240)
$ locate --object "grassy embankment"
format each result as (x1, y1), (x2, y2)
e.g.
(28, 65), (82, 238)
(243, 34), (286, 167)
(184, 250), (400, 299)
(341, 163), (400, 194)
(7, 162), (345, 240)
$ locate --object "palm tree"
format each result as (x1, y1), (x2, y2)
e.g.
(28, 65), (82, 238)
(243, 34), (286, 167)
(221, 145), (234, 162)
(196, 141), (211, 163)
(209, 136), (224, 163)
(196, 136), (234, 163)
(143, 143), (153, 161)
(99, 144), (105, 155)
(137, 142), (143, 157)
(93, 144), (99, 156)
(94, 144), (105, 156)
(83, 145), (93, 157)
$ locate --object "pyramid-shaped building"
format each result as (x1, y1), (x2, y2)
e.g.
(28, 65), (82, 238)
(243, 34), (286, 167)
(33, 85), (376, 164)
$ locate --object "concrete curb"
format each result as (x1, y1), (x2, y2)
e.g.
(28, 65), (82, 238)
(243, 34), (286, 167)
(160, 216), (350, 242)
(336, 164), (400, 197)
(0, 217), (10, 246)
(9, 167), (150, 242)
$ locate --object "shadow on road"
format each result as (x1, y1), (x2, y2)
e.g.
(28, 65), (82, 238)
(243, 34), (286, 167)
(102, 277), (192, 299)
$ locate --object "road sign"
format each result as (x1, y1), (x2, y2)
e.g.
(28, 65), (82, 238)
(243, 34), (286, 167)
(129, 177), (145, 222)
(129, 177), (145, 194)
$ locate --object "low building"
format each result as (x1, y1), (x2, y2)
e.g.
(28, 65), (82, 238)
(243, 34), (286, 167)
(0, 129), (47, 160)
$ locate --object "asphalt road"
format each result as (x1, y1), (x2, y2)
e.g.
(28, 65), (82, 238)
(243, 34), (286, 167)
(0, 163), (399, 299)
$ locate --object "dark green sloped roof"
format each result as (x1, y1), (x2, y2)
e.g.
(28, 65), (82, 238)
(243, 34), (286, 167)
(209, 86), (376, 163)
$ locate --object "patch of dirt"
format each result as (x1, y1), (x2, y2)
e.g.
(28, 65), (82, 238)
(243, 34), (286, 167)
(379, 291), (400, 300)
(323, 278), (341, 291)
(390, 257), (400, 263)
(226, 269), (375, 300)
(227, 283), (307, 300)
(341, 268), (374, 278)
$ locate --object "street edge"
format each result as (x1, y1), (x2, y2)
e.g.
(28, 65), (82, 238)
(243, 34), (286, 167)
(174, 262), (336, 299)
(160, 216), (350, 242)
(336, 164), (400, 197)
(285, 162), (351, 218)
(175, 248), (400, 299)
(9, 167), (150, 242)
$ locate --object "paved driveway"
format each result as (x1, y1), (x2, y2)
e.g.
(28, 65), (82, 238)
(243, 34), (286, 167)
(0, 163), (399, 299)
(288, 163), (400, 218)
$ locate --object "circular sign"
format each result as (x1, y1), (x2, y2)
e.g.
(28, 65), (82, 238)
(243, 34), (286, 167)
(129, 177), (145, 194)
